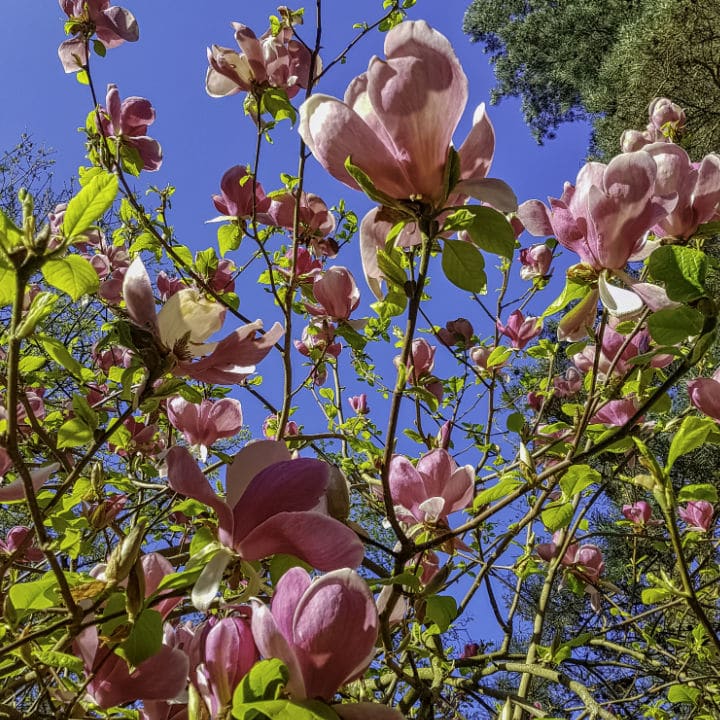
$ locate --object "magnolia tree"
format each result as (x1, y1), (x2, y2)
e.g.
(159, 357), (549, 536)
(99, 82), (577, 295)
(2, 1), (720, 719)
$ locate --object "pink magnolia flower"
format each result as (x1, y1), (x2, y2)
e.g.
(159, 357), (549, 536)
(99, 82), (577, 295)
(649, 98), (686, 134)
(300, 21), (507, 208)
(396, 338), (436, 383)
(348, 394), (369, 415)
(678, 500), (714, 533)
(156, 272), (186, 301)
(85, 493), (127, 530)
(519, 244), (553, 280)
(307, 266), (360, 320)
(210, 259), (236, 294)
(197, 615), (258, 716)
(589, 398), (639, 427)
(166, 441), (364, 609)
(211, 165), (271, 221)
(437, 318), (474, 348)
(517, 152), (675, 271)
(643, 143), (720, 240)
(96, 85), (162, 172)
(688, 367), (720, 422)
(262, 415), (299, 438)
(536, 533), (605, 584)
(167, 397), (243, 461)
(294, 322), (341, 359)
(75, 624), (188, 709)
(122, 257), (283, 384)
(388, 449), (474, 527)
(58, 0), (138, 73)
(553, 368), (582, 398)
(251, 567), (378, 702)
(265, 192), (336, 239)
(497, 310), (542, 349)
(622, 501), (653, 526)
(206, 14), (315, 100)
(0, 526), (44, 562)
(282, 246), (323, 281)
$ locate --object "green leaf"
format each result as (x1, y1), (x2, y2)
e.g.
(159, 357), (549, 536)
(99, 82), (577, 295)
(15, 292), (58, 338)
(648, 245), (708, 302)
(559, 465), (601, 497)
(9, 575), (58, 617)
(232, 699), (339, 720)
(344, 157), (403, 208)
(219, 224), (242, 255)
(668, 684), (701, 705)
(543, 278), (590, 318)
(443, 206), (515, 259)
(116, 609), (163, 669)
(57, 418), (93, 448)
(505, 412), (525, 433)
(33, 649), (84, 674)
(42, 255), (99, 301)
(641, 587), (671, 605)
(541, 502), (574, 532)
(441, 239), (486, 293)
(38, 335), (84, 379)
(260, 87), (297, 125)
(474, 475), (522, 508)
(0, 207), (23, 255)
(62, 171), (118, 239)
(424, 595), (457, 631)
(0, 267), (16, 306)
(234, 659), (289, 706)
(666, 416), (720, 472)
(647, 306), (704, 345)
(677, 483), (719, 503)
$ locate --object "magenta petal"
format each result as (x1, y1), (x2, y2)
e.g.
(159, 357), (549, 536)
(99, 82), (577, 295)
(237, 511), (364, 570)
(166, 446), (234, 547)
(232, 459), (329, 545)
(334, 703), (404, 719)
(271, 567), (313, 641)
(129, 137), (163, 172)
(225, 440), (291, 509)
(388, 455), (426, 520)
(444, 465), (475, 514)
(141, 553), (181, 619)
(91, 644), (189, 708)
(251, 600), (306, 698)
(416, 449), (453, 499)
(688, 377), (720, 422)
(292, 569), (378, 700)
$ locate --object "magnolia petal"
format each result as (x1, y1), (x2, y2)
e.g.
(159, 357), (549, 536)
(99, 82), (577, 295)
(206, 65), (243, 97)
(0, 463), (59, 503)
(387, 455), (427, 521)
(334, 703), (405, 719)
(232, 459), (329, 546)
(516, 199), (554, 237)
(98, 6), (139, 45)
(58, 37), (88, 73)
(688, 377), (720, 422)
(157, 289), (225, 351)
(271, 567), (313, 642)
(598, 273), (643, 318)
(418, 496), (445, 523)
(226, 440), (291, 509)
(359, 208), (388, 299)
(191, 547), (233, 612)
(251, 600), (307, 698)
(452, 178), (518, 212)
(444, 464), (475, 514)
(123, 257), (159, 331)
(457, 103), (495, 182)
(292, 568), (378, 700)
(166, 446), (234, 546)
(237, 511), (364, 570)
(299, 95), (412, 198)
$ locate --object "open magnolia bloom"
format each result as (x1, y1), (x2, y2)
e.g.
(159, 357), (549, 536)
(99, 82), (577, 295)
(166, 441), (364, 610)
(122, 257), (283, 383)
(299, 20), (515, 296)
(251, 567), (401, 719)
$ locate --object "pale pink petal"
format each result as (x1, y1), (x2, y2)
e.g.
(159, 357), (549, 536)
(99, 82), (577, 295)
(58, 37), (87, 73)
(457, 103), (495, 181)
(0, 463), (58, 503)
(516, 199), (554, 237)
(123, 257), (159, 331)
(451, 178), (518, 212)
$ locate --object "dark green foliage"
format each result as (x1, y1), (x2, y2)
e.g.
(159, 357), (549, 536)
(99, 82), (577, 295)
(463, 0), (720, 159)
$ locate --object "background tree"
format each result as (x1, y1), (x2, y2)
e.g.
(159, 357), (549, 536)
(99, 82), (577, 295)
(463, 0), (720, 159)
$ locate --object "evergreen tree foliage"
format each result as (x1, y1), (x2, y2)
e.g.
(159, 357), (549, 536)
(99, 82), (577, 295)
(463, 0), (720, 158)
